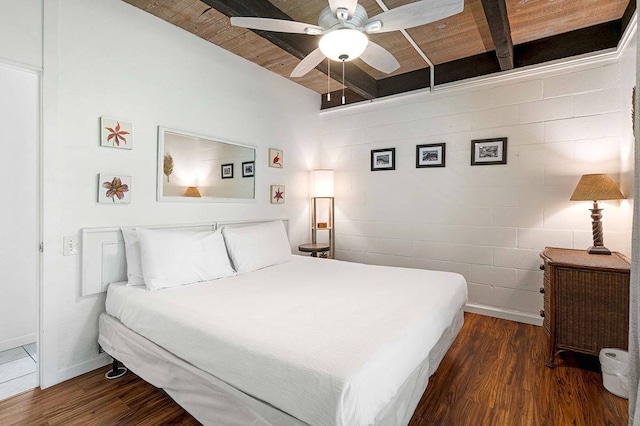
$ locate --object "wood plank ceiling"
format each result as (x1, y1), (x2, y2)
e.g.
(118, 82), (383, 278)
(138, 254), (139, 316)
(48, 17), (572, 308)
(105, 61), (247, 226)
(124, 0), (634, 109)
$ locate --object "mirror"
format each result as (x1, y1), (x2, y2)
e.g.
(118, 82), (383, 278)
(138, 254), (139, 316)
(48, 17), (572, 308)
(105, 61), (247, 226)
(157, 127), (256, 202)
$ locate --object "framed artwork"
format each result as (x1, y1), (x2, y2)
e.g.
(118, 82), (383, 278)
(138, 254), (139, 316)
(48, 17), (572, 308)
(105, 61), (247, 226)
(98, 173), (131, 204)
(471, 138), (507, 166)
(371, 148), (396, 171)
(416, 143), (446, 168)
(270, 185), (285, 204)
(100, 117), (133, 149)
(221, 163), (234, 179)
(242, 161), (255, 178)
(269, 148), (283, 168)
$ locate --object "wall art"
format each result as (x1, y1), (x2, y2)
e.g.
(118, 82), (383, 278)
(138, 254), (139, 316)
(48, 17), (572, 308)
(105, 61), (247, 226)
(371, 148), (396, 171)
(98, 173), (131, 204)
(221, 163), (234, 179)
(101, 117), (133, 149)
(471, 138), (507, 166)
(269, 148), (283, 168)
(242, 161), (255, 177)
(416, 143), (446, 168)
(270, 185), (285, 204)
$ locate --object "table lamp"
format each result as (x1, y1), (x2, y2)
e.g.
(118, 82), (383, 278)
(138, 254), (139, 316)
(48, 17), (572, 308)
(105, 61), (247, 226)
(184, 186), (201, 197)
(569, 174), (625, 255)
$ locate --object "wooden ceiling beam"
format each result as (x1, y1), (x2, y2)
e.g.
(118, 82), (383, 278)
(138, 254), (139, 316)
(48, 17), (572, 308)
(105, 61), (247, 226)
(201, 0), (378, 99)
(480, 0), (514, 71)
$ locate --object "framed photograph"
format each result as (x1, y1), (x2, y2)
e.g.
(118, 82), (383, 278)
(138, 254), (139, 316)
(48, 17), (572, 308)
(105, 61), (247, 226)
(416, 143), (446, 168)
(100, 117), (133, 149)
(269, 148), (283, 168)
(270, 185), (285, 204)
(371, 148), (396, 171)
(471, 138), (507, 165)
(98, 173), (131, 204)
(221, 163), (234, 179)
(242, 161), (255, 178)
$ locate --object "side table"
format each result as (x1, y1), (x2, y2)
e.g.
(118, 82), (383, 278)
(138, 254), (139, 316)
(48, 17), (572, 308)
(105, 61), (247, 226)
(298, 243), (330, 258)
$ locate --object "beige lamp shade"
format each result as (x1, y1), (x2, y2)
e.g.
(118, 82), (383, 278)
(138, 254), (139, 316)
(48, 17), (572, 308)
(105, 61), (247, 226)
(310, 169), (334, 198)
(184, 186), (201, 197)
(570, 174), (625, 202)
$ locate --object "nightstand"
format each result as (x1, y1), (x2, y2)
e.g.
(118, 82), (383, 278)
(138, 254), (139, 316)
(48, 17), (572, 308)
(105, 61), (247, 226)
(298, 243), (330, 258)
(539, 247), (630, 367)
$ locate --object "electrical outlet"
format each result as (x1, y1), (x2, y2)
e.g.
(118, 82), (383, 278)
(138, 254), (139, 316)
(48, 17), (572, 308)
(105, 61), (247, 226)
(98, 344), (105, 354)
(63, 236), (79, 256)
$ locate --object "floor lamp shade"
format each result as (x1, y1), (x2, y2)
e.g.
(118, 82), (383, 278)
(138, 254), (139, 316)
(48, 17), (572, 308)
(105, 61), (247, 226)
(570, 174), (625, 255)
(310, 170), (334, 198)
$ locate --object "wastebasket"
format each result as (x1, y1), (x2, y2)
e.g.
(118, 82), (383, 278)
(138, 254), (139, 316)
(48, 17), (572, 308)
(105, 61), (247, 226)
(599, 348), (629, 399)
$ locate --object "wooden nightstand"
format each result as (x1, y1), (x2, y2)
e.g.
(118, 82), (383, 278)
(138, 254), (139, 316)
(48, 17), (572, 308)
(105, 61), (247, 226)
(539, 247), (630, 367)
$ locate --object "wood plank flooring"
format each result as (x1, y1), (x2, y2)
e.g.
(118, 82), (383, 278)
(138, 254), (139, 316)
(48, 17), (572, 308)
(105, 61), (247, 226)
(0, 313), (628, 425)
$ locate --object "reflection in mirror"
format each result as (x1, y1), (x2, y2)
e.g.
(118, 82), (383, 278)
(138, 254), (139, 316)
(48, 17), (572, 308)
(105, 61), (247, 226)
(157, 127), (256, 201)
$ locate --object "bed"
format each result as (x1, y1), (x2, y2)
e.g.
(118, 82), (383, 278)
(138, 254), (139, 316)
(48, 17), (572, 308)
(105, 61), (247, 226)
(91, 220), (468, 426)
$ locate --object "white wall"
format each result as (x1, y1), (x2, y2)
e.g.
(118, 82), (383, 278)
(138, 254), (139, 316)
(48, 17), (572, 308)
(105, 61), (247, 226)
(619, 25), (637, 222)
(0, 0), (42, 69)
(0, 65), (38, 352)
(40, 0), (320, 387)
(319, 48), (635, 323)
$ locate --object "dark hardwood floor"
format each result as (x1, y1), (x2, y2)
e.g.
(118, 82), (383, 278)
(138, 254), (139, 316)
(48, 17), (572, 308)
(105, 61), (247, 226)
(0, 313), (628, 425)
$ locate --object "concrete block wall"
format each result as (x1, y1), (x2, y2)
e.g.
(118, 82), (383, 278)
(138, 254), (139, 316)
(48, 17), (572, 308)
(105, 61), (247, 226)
(319, 55), (634, 323)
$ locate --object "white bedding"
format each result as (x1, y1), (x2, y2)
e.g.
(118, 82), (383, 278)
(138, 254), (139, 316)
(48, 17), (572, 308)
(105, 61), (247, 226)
(105, 256), (467, 426)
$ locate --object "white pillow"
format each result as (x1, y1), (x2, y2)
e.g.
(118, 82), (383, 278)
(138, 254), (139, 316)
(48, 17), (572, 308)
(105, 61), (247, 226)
(222, 220), (291, 274)
(121, 227), (145, 286)
(137, 228), (235, 291)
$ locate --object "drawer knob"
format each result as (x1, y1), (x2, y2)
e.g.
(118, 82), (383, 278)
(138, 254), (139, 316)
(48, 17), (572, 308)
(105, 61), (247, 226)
(539, 287), (545, 294)
(539, 264), (545, 271)
(539, 310), (545, 318)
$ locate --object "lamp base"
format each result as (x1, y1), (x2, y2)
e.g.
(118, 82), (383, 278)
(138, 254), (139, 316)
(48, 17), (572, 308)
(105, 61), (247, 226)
(587, 245), (612, 255)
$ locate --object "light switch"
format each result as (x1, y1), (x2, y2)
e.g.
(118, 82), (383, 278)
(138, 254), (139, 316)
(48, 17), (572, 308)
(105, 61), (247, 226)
(63, 236), (79, 256)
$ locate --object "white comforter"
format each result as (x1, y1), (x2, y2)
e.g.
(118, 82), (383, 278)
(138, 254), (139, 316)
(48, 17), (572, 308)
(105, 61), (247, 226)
(106, 256), (467, 426)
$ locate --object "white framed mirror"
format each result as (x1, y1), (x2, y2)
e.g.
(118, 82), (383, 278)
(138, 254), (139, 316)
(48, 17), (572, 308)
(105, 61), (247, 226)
(157, 127), (256, 202)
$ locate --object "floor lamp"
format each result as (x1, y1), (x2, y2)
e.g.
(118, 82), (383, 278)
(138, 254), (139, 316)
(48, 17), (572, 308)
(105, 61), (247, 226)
(310, 170), (334, 258)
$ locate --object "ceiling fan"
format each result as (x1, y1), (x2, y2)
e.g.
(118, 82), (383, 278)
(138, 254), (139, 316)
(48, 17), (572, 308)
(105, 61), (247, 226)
(230, 0), (464, 78)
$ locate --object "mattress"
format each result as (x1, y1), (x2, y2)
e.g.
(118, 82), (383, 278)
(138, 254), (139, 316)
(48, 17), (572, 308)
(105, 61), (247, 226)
(105, 256), (467, 426)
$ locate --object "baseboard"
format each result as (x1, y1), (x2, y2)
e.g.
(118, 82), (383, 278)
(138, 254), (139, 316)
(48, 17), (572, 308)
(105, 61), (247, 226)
(465, 303), (543, 326)
(0, 333), (36, 352)
(45, 353), (111, 389)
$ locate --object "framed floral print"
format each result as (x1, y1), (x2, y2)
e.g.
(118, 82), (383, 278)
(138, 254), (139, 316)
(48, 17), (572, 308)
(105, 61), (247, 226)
(98, 173), (131, 204)
(270, 185), (285, 204)
(101, 117), (133, 149)
(269, 148), (283, 168)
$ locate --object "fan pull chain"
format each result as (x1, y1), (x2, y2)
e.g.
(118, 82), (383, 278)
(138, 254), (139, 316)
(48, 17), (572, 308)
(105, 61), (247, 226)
(327, 59), (331, 102)
(341, 60), (345, 105)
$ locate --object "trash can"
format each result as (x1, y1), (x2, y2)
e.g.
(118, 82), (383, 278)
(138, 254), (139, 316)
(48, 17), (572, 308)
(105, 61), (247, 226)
(599, 348), (629, 399)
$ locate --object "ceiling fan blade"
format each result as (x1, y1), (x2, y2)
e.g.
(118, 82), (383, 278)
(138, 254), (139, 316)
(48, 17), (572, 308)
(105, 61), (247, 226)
(230, 17), (323, 35)
(328, 0), (359, 19)
(366, 0), (464, 34)
(290, 48), (326, 78)
(359, 42), (400, 74)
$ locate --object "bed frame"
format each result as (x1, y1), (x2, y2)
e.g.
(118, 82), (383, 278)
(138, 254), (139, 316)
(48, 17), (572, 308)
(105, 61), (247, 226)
(86, 219), (464, 426)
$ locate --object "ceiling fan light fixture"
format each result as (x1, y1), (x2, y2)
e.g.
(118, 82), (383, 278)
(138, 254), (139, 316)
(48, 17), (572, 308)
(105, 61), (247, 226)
(319, 29), (368, 61)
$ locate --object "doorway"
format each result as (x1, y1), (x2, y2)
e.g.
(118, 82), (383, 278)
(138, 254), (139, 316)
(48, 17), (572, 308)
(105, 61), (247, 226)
(0, 63), (39, 399)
